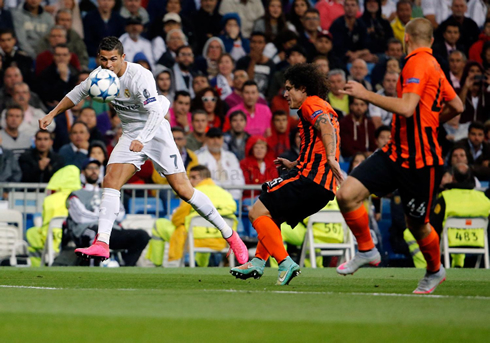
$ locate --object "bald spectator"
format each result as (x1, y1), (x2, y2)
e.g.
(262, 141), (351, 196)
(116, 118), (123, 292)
(0, 104), (32, 159)
(0, 66), (46, 113)
(11, 0), (54, 58)
(35, 25), (81, 76)
(348, 58), (373, 91)
(120, 0), (149, 25)
(36, 9), (89, 68)
(219, 0), (264, 39)
(0, 82), (53, 137)
(58, 121), (90, 169)
(0, 28), (33, 84)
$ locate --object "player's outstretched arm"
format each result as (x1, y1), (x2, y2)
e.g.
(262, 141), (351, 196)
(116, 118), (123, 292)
(314, 113), (344, 184)
(340, 80), (420, 118)
(39, 96), (76, 130)
(439, 96), (464, 124)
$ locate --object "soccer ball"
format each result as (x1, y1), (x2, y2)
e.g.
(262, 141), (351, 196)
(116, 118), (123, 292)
(87, 68), (120, 103)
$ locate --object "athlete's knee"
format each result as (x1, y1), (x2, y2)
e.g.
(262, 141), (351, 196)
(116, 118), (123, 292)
(173, 181), (194, 201)
(248, 201), (268, 223)
(336, 186), (354, 209)
(102, 174), (121, 190)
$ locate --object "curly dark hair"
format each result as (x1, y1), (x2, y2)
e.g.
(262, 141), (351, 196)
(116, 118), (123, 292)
(283, 63), (328, 99)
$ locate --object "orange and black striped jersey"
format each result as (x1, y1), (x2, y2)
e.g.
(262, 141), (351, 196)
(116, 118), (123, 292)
(296, 95), (340, 193)
(382, 47), (457, 169)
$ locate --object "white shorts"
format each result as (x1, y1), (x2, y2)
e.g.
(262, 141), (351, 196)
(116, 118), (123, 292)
(108, 120), (186, 176)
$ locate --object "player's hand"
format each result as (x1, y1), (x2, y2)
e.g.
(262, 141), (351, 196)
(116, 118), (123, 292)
(327, 157), (344, 185)
(39, 113), (54, 129)
(339, 80), (368, 99)
(129, 140), (144, 152)
(274, 157), (296, 170)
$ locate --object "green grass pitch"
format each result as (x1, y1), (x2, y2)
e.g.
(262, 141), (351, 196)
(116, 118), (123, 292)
(1, 267), (489, 343)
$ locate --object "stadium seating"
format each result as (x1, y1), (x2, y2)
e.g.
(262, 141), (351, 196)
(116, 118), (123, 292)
(127, 197), (165, 217)
(41, 216), (66, 267)
(0, 209), (30, 266)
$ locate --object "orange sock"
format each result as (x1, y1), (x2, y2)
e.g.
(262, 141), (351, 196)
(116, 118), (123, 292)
(253, 216), (288, 263)
(416, 226), (441, 273)
(255, 241), (270, 261)
(342, 206), (374, 251)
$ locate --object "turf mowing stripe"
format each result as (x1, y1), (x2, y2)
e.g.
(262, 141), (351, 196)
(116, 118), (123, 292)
(205, 289), (490, 300)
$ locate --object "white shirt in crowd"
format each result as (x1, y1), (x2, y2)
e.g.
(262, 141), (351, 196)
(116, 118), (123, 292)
(368, 89), (393, 127)
(119, 33), (157, 70)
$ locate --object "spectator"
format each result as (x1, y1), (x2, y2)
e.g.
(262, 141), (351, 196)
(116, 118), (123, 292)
(224, 68), (268, 109)
(264, 29), (298, 70)
(312, 55), (330, 76)
(35, 25), (81, 76)
(370, 37), (403, 88)
(432, 21), (464, 76)
(192, 73), (211, 95)
(240, 135), (278, 199)
(167, 90), (192, 133)
(219, 0), (265, 39)
(227, 80), (272, 137)
(316, 0), (346, 31)
(440, 114), (471, 156)
(224, 109), (250, 161)
(236, 31), (276, 96)
(120, 0), (149, 25)
(19, 129), (63, 182)
(0, 104), (32, 159)
(330, 0), (372, 63)
(66, 158), (150, 266)
(0, 66), (46, 113)
(37, 9), (89, 68)
(210, 53), (235, 100)
(154, 67), (174, 103)
(38, 43), (78, 108)
(437, 0), (480, 55)
(267, 110), (290, 157)
(82, 140), (108, 185)
(0, 0), (14, 30)
(170, 45), (196, 97)
(53, 97), (85, 151)
(0, 82), (52, 137)
(58, 0), (84, 39)
(83, 0), (125, 57)
(368, 70), (398, 128)
(374, 125), (391, 149)
(150, 0), (194, 47)
(11, 0), (54, 59)
(195, 37), (225, 78)
(58, 121), (90, 169)
(193, 87), (227, 130)
(327, 69), (349, 118)
(278, 126), (300, 168)
(422, 0), (452, 29)
(455, 122), (490, 180)
(347, 151), (367, 175)
(0, 28), (33, 84)
(340, 97), (376, 159)
(381, 0), (397, 22)
(150, 13), (183, 66)
(311, 28), (344, 70)
(391, 0), (412, 44)
(288, 0), (311, 34)
(253, 0), (293, 43)
(0, 133), (21, 187)
(119, 16), (155, 70)
(360, 0), (394, 56)
(78, 107), (104, 143)
(458, 61), (490, 124)
(480, 41), (490, 73)
(133, 52), (151, 71)
(192, 0), (222, 53)
(469, 19), (490, 65)
(219, 12), (250, 62)
(348, 58), (373, 91)
(195, 127), (245, 200)
(297, 8), (321, 62)
(186, 110), (207, 151)
(446, 147), (482, 189)
(448, 50), (466, 92)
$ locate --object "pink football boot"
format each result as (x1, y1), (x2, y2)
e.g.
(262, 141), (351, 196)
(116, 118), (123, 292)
(75, 235), (110, 261)
(226, 231), (248, 264)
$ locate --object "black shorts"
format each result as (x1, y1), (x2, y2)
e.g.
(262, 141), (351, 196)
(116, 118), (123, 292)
(350, 149), (443, 225)
(259, 170), (335, 228)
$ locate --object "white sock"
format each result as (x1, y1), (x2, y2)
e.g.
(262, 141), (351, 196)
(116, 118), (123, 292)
(97, 188), (121, 244)
(186, 189), (233, 239)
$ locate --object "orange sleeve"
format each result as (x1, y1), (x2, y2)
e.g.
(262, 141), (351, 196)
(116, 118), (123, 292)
(401, 58), (428, 96)
(441, 75), (458, 102)
(302, 98), (333, 126)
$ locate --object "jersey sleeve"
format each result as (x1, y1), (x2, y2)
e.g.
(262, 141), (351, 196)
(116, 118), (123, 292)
(302, 98), (332, 126)
(441, 75), (458, 102)
(66, 69), (95, 104)
(401, 58), (428, 96)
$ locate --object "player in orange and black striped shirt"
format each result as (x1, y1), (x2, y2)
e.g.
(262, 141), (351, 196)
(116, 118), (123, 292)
(230, 63), (343, 286)
(337, 18), (464, 294)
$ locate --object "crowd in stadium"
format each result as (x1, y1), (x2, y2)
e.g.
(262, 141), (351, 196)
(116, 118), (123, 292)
(1, 0), (490, 267)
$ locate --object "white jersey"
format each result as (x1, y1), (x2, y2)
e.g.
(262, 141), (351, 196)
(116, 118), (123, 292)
(66, 62), (169, 145)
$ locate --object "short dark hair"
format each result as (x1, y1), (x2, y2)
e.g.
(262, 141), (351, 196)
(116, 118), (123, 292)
(190, 165), (211, 179)
(229, 110), (247, 122)
(174, 90), (191, 102)
(349, 96), (367, 106)
(387, 38), (402, 47)
(176, 45), (192, 56)
(273, 110), (287, 118)
(71, 120), (89, 133)
(54, 43), (70, 52)
(250, 31), (266, 40)
(444, 20), (461, 32)
(191, 109), (207, 120)
(97, 36), (124, 56)
(469, 121), (485, 133)
(284, 63), (328, 99)
(0, 28), (15, 38)
(304, 8), (320, 16)
(171, 126), (186, 135)
(375, 125), (391, 139)
(242, 80), (258, 92)
(396, 0), (412, 10)
(286, 45), (307, 59)
(6, 104), (23, 117)
(35, 129), (51, 140)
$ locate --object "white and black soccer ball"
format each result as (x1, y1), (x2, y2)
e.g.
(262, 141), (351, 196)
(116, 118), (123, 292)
(87, 68), (120, 103)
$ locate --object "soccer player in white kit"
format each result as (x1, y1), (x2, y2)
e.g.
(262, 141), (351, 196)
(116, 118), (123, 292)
(39, 37), (248, 264)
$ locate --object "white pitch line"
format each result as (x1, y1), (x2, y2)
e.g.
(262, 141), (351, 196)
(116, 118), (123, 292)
(204, 289), (490, 300)
(0, 285), (137, 291)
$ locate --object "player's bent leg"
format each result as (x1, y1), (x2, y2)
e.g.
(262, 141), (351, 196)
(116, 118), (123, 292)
(166, 172), (248, 264)
(336, 176), (380, 275)
(75, 163), (136, 260)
